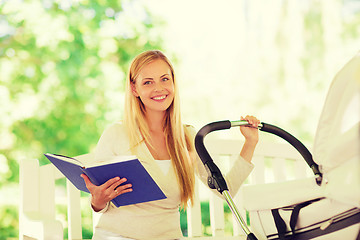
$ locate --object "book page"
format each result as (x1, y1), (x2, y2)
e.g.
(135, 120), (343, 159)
(45, 153), (84, 167)
(85, 155), (137, 168)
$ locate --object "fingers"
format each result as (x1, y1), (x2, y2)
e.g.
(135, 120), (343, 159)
(84, 175), (133, 211)
(113, 182), (133, 197)
(102, 176), (122, 189)
(81, 174), (95, 189)
(81, 174), (132, 197)
(107, 179), (132, 201)
(108, 178), (133, 193)
(240, 115), (260, 144)
(241, 115), (260, 128)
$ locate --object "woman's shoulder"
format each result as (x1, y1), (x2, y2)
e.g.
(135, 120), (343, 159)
(184, 124), (195, 129)
(100, 121), (127, 140)
(95, 121), (131, 158)
(104, 121), (125, 131)
(184, 124), (197, 137)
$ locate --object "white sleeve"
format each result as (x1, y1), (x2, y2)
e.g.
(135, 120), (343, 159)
(187, 125), (254, 197)
(94, 123), (130, 161)
(91, 123), (129, 213)
(224, 155), (254, 195)
(89, 198), (110, 213)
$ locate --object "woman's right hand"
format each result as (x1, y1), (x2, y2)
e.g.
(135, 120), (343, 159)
(81, 174), (133, 212)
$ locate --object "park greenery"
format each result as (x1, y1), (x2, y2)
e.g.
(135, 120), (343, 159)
(1, 0), (359, 239)
(0, 0), (164, 238)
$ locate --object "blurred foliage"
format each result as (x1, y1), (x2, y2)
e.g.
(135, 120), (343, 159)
(0, 206), (18, 240)
(0, 0), (163, 238)
(0, 0), (163, 181)
(180, 201), (236, 237)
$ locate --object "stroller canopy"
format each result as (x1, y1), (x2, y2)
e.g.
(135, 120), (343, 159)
(312, 52), (360, 207)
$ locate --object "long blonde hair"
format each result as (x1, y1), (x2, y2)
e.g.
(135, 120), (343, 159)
(123, 50), (195, 208)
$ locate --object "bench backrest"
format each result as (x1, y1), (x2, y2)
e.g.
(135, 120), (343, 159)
(19, 138), (309, 239)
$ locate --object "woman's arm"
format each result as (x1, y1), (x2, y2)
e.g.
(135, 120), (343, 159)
(239, 115), (260, 163)
(86, 123), (133, 212)
(190, 115), (259, 198)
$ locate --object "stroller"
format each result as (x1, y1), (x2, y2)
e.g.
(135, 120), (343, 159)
(195, 52), (360, 240)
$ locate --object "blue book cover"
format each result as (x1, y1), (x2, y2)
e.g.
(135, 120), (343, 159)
(44, 153), (167, 207)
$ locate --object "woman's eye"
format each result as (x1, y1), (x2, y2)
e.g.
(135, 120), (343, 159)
(162, 78), (169, 82)
(144, 81), (152, 85)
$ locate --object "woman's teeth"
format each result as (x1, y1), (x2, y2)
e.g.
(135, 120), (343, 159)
(152, 96), (166, 100)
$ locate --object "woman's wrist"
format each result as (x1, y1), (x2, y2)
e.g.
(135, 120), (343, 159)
(240, 139), (258, 163)
(244, 138), (258, 146)
(91, 200), (107, 212)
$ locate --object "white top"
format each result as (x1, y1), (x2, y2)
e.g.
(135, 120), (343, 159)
(91, 123), (254, 240)
(155, 159), (171, 174)
(92, 228), (135, 240)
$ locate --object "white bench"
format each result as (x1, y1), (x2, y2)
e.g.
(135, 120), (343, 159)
(19, 138), (311, 240)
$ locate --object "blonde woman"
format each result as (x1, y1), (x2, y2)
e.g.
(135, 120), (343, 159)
(81, 50), (260, 240)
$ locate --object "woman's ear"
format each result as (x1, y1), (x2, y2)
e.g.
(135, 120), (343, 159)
(131, 82), (139, 97)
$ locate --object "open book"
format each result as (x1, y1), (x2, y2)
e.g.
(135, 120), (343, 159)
(44, 153), (167, 207)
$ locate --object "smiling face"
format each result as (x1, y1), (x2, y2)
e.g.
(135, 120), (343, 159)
(131, 59), (175, 116)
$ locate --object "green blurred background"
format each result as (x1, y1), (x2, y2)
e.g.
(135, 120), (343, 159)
(1, 0), (359, 239)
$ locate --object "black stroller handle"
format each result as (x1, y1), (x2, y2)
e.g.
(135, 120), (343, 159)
(195, 120), (323, 239)
(195, 120), (261, 239)
(260, 122), (322, 185)
(195, 120), (232, 193)
(195, 120), (323, 186)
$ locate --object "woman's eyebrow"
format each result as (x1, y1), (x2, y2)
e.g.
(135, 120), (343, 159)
(142, 74), (170, 80)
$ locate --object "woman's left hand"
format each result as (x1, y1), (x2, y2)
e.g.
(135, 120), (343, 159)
(240, 115), (260, 144)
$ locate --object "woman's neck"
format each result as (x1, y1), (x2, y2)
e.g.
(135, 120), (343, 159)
(144, 110), (170, 160)
(145, 110), (166, 133)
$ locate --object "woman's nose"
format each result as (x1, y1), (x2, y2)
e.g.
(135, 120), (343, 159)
(153, 82), (165, 92)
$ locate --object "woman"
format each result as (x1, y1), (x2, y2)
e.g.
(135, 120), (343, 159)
(81, 50), (260, 239)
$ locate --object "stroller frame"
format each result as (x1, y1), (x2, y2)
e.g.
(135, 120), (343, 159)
(195, 119), (360, 240)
